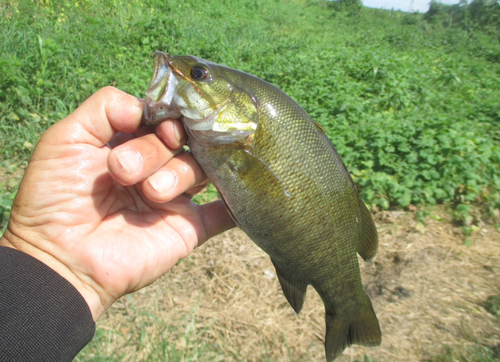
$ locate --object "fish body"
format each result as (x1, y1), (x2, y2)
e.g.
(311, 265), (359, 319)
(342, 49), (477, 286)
(142, 52), (381, 361)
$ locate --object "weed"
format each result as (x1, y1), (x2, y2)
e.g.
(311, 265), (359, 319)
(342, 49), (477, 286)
(2, 0), (500, 226)
(1, 2), (500, 358)
(429, 344), (500, 362)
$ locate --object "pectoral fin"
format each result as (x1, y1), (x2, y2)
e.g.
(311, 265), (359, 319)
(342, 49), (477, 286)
(271, 259), (308, 314)
(227, 150), (290, 198)
(357, 198), (379, 262)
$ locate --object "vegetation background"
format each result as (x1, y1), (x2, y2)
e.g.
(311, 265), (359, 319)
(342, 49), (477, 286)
(1, 0), (499, 361)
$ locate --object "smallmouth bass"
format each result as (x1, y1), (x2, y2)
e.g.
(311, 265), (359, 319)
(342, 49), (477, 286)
(142, 52), (381, 361)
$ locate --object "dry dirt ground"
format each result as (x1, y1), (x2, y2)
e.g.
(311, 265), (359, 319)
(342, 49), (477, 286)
(93, 206), (500, 362)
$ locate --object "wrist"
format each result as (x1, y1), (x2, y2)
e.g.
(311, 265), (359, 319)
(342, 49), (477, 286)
(1, 230), (105, 321)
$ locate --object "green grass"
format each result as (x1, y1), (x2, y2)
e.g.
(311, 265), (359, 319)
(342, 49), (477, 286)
(75, 296), (225, 362)
(2, 0), (499, 231)
(429, 344), (500, 362)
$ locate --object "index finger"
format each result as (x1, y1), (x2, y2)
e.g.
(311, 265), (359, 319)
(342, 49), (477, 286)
(42, 87), (144, 147)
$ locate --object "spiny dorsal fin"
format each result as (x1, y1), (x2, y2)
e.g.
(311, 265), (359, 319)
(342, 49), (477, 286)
(313, 120), (326, 133)
(271, 259), (308, 314)
(357, 198), (379, 262)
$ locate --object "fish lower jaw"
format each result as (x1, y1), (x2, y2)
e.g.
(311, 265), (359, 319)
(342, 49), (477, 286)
(142, 99), (182, 125)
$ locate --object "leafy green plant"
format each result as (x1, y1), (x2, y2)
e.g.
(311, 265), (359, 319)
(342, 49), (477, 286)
(1, 0), (499, 227)
(328, 0), (363, 14)
(192, 183), (219, 205)
(424, 0), (500, 36)
(2, 1), (500, 361)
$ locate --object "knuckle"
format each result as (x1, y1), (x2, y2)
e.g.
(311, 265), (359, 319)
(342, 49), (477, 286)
(96, 86), (118, 98)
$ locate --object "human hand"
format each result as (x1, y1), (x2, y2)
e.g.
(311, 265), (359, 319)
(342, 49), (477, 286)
(0, 87), (235, 321)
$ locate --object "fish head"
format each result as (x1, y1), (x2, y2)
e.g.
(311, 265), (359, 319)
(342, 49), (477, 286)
(142, 52), (259, 146)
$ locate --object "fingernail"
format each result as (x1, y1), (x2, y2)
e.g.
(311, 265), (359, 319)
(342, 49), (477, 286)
(116, 150), (142, 174)
(149, 170), (176, 194)
(173, 123), (182, 142)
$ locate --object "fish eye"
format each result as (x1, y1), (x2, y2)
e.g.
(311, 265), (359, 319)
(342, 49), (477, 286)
(190, 65), (209, 81)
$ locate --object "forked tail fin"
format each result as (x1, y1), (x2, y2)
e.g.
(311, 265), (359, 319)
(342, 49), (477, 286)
(325, 297), (381, 361)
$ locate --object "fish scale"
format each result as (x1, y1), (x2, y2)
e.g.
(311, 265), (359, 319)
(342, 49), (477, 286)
(142, 52), (381, 361)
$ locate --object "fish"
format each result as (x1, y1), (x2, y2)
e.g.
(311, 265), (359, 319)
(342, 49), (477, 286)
(142, 52), (382, 361)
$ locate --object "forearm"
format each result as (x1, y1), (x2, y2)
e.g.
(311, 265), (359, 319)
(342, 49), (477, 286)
(0, 243), (95, 361)
(1, 226), (106, 321)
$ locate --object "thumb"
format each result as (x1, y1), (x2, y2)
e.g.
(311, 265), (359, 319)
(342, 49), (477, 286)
(40, 87), (144, 148)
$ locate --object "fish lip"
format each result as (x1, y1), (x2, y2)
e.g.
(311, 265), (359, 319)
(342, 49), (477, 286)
(141, 97), (182, 125)
(142, 52), (180, 125)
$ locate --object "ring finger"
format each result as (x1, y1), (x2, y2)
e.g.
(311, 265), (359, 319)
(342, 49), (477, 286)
(142, 152), (208, 203)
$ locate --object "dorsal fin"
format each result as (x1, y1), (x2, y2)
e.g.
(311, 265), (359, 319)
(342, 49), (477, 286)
(313, 120), (326, 133)
(357, 198), (379, 262)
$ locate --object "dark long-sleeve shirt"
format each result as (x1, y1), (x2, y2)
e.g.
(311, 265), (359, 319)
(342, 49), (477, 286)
(0, 246), (96, 362)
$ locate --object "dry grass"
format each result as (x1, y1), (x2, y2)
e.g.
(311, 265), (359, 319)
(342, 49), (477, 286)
(3, 166), (497, 360)
(360, 209), (500, 361)
(85, 206), (500, 361)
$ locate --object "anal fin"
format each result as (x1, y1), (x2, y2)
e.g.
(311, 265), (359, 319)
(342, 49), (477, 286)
(357, 198), (379, 262)
(271, 259), (308, 314)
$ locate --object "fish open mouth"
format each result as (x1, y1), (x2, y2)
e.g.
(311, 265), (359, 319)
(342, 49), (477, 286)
(141, 52), (182, 125)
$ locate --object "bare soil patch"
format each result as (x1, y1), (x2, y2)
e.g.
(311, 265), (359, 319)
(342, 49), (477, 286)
(94, 207), (500, 361)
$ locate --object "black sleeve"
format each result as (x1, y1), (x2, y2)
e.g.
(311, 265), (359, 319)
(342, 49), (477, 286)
(0, 246), (96, 362)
